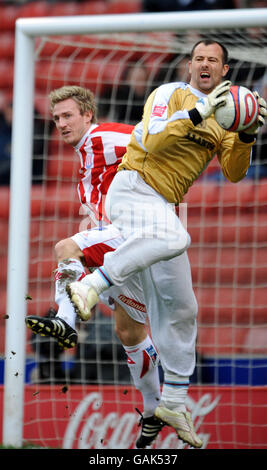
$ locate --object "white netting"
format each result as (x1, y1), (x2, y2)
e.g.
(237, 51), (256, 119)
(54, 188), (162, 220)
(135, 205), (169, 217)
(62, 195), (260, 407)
(2, 23), (267, 449)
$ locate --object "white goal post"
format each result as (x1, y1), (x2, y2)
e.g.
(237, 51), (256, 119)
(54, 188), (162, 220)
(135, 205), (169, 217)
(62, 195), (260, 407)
(4, 8), (267, 448)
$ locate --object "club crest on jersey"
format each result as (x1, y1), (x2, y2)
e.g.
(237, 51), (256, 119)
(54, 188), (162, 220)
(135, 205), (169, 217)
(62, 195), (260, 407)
(151, 104), (167, 117)
(145, 345), (159, 367)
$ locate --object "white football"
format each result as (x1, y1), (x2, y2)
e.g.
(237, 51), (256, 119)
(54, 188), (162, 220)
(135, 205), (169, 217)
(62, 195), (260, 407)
(214, 85), (259, 132)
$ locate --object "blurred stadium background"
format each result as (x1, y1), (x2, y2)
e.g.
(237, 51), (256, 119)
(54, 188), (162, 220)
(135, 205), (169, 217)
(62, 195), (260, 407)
(0, 0), (266, 449)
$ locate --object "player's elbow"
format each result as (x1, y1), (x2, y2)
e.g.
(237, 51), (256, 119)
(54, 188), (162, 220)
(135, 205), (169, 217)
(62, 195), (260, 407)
(223, 167), (248, 183)
(226, 172), (247, 183)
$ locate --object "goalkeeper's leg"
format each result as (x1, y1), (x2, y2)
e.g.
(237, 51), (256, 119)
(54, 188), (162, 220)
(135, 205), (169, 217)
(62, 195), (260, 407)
(140, 254), (203, 448)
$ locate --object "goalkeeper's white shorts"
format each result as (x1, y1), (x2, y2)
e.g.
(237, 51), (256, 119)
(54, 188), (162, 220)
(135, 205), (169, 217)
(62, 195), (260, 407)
(71, 224), (147, 325)
(71, 214), (197, 377)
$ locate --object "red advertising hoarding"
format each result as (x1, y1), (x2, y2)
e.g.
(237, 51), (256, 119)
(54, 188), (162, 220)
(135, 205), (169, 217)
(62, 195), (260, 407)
(0, 385), (266, 449)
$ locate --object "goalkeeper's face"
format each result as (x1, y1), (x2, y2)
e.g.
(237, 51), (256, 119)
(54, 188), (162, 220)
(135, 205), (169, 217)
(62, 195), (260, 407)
(53, 98), (93, 146)
(188, 42), (229, 94)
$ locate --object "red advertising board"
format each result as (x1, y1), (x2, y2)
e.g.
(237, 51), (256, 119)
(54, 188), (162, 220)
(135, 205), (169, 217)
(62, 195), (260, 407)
(0, 385), (266, 449)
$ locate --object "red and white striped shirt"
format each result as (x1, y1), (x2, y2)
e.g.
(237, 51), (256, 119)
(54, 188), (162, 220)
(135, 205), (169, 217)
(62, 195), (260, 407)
(75, 122), (134, 223)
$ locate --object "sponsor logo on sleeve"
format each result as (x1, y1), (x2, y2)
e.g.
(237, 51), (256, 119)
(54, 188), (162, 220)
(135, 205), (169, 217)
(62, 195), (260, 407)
(151, 104), (167, 117)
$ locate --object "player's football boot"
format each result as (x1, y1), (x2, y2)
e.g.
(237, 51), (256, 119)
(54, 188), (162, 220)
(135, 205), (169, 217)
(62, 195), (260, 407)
(135, 411), (165, 448)
(154, 406), (203, 448)
(25, 316), (77, 349)
(66, 281), (99, 321)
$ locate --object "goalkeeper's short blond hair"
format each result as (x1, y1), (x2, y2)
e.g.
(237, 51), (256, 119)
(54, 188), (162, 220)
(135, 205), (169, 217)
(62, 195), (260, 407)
(49, 85), (97, 123)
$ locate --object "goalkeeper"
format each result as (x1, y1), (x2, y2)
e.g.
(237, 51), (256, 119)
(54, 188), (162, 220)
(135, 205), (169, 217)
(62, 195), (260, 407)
(67, 39), (267, 443)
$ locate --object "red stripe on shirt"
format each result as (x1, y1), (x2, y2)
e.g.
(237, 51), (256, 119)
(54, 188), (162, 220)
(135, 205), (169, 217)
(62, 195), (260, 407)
(77, 123), (134, 220)
(90, 122), (134, 135)
(78, 137), (88, 204)
(82, 242), (115, 268)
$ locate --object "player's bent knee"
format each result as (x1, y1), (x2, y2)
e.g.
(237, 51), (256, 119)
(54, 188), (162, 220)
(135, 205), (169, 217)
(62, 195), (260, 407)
(170, 230), (191, 257)
(180, 230), (191, 252)
(55, 238), (82, 262)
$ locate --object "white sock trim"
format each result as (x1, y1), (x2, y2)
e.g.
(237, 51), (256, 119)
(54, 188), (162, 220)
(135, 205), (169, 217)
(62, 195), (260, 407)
(123, 335), (152, 353)
(82, 268), (112, 294)
(161, 374), (189, 412)
(164, 373), (190, 387)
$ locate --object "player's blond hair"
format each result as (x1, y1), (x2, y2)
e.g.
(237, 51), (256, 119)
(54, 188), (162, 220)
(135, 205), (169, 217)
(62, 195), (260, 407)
(49, 85), (97, 123)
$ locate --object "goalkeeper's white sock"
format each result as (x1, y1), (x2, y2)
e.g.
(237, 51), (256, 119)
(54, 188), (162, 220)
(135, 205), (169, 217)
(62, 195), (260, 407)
(55, 258), (86, 329)
(123, 335), (161, 418)
(160, 373), (189, 413)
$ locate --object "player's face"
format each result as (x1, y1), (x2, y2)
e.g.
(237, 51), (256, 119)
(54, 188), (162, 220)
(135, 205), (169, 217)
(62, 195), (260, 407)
(188, 43), (229, 94)
(52, 98), (92, 146)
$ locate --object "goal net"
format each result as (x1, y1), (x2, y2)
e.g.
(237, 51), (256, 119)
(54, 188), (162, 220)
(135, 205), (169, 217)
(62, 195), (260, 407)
(2, 10), (267, 449)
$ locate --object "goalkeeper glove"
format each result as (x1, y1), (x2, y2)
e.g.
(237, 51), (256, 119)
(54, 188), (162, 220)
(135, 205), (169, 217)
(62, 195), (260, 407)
(195, 80), (232, 120)
(242, 91), (267, 135)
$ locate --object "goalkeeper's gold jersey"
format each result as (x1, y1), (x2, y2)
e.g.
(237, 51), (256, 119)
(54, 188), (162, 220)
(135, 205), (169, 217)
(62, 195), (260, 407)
(118, 82), (255, 204)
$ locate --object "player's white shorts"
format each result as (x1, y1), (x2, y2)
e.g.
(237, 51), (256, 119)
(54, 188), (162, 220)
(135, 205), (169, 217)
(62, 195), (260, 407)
(71, 224), (147, 324)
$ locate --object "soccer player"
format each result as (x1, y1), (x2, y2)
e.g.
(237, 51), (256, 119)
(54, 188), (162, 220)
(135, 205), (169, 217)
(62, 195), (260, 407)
(25, 86), (164, 449)
(67, 40), (267, 443)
